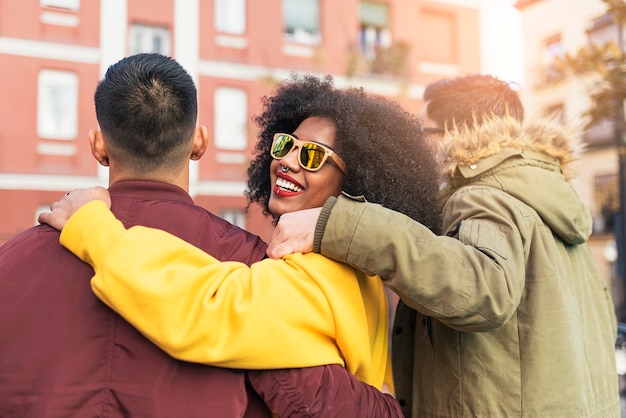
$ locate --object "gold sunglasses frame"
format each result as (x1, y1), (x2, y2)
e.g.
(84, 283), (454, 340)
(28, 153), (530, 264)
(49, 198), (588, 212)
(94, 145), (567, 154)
(271, 133), (347, 174)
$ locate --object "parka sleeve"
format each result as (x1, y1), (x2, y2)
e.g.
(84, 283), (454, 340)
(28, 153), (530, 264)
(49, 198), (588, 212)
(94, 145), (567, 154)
(59, 201), (346, 369)
(318, 191), (528, 332)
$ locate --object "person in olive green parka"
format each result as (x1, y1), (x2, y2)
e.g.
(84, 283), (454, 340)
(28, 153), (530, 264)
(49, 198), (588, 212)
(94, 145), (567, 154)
(268, 74), (621, 417)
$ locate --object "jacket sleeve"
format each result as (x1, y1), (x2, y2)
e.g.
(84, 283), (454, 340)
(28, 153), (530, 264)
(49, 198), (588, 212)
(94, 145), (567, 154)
(58, 200), (399, 395)
(247, 365), (403, 418)
(317, 190), (528, 332)
(58, 201), (347, 370)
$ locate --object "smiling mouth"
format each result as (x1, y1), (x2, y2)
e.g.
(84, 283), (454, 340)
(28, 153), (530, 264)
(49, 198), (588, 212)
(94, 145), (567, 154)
(275, 177), (303, 193)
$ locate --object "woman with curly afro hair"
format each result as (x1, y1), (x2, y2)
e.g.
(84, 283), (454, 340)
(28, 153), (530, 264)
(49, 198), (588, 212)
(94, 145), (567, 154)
(248, 74), (441, 232)
(41, 74), (441, 417)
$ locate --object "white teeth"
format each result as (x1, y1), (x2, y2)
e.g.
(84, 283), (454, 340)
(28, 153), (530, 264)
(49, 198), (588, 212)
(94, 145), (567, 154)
(276, 177), (303, 192)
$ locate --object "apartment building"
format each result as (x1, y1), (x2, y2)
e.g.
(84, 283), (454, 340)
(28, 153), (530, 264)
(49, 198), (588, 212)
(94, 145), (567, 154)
(0, 0), (483, 244)
(516, 0), (623, 307)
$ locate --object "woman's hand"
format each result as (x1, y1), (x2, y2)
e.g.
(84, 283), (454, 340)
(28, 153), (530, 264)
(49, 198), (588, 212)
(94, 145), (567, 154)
(38, 186), (111, 231)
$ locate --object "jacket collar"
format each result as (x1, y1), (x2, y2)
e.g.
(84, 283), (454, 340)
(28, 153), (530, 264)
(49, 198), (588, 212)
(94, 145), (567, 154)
(456, 147), (561, 179)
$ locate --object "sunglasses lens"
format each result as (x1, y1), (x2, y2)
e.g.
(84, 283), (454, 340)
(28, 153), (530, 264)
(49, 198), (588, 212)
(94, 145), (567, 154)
(300, 143), (326, 170)
(272, 134), (294, 158)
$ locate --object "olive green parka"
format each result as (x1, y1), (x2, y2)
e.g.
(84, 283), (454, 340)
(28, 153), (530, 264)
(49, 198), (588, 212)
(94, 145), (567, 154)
(314, 116), (620, 417)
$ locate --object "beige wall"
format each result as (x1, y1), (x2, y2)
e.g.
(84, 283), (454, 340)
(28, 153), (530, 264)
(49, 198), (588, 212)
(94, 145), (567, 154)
(517, 0), (620, 291)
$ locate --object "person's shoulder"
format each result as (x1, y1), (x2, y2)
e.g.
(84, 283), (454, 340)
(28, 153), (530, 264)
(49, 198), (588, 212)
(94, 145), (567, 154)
(193, 206), (252, 235)
(0, 224), (61, 265)
(1, 224), (57, 251)
(190, 206), (268, 263)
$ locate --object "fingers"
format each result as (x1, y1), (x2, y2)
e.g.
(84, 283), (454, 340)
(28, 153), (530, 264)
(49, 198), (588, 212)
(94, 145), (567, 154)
(38, 199), (62, 225)
(38, 187), (111, 231)
(267, 224), (314, 259)
(60, 187), (112, 210)
(37, 211), (50, 225)
(266, 241), (291, 259)
(266, 223), (291, 258)
(267, 208), (320, 258)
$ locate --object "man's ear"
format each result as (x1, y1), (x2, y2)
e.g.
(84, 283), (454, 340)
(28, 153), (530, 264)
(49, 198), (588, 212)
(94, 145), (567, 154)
(190, 125), (209, 161)
(89, 129), (110, 167)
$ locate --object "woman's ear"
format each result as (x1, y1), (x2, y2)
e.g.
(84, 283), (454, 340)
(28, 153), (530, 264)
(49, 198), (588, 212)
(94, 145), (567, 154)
(88, 129), (110, 166)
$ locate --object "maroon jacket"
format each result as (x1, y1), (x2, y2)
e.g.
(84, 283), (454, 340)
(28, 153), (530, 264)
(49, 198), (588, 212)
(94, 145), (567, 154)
(0, 180), (402, 418)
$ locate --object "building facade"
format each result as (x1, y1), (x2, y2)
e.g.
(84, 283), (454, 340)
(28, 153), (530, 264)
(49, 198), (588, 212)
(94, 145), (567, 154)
(515, 0), (622, 309)
(0, 0), (483, 244)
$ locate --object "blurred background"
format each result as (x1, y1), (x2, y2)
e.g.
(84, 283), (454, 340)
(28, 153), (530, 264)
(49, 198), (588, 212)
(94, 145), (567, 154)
(0, 0), (624, 329)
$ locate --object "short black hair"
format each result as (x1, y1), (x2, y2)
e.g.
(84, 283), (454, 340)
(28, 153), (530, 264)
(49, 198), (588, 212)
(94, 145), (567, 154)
(94, 53), (198, 171)
(424, 74), (524, 129)
(247, 74), (441, 233)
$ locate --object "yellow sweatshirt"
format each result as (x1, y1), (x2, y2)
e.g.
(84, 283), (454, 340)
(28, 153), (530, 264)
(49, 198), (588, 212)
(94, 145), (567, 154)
(60, 201), (391, 389)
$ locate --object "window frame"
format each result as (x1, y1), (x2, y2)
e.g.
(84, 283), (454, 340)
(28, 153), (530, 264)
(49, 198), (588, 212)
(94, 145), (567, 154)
(40, 0), (79, 11)
(129, 23), (171, 55)
(37, 69), (79, 140)
(215, 0), (246, 35)
(283, 0), (321, 45)
(214, 87), (249, 151)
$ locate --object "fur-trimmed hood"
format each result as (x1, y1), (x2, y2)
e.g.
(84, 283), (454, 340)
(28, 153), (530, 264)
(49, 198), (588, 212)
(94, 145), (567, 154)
(437, 115), (592, 245)
(437, 115), (584, 181)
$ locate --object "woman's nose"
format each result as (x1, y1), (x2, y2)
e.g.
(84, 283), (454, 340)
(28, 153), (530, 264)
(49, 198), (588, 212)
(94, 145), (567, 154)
(282, 146), (300, 170)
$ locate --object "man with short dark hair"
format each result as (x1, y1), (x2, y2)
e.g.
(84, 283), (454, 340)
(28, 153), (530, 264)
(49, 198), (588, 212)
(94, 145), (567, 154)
(0, 53), (400, 417)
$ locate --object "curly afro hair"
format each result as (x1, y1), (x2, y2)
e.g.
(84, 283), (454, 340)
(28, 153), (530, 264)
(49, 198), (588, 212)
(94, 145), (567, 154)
(246, 73), (441, 233)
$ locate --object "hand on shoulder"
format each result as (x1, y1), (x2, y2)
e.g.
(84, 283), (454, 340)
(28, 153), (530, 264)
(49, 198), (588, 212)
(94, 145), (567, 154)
(266, 207), (321, 259)
(38, 186), (111, 231)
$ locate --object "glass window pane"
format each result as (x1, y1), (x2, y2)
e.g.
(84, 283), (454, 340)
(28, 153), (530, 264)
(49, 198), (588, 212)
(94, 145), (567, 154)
(283, 0), (320, 42)
(129, 24), (170, 55)
(360, 1), (388, 28)
(544, 34), (564, 61)
(214, 87), (248, 150)
(215, 0), (246, 35)
(37, 70), (78, 140)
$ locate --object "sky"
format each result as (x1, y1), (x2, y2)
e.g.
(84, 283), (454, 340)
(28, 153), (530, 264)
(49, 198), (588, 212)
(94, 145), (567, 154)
(481, 0), (524, 86)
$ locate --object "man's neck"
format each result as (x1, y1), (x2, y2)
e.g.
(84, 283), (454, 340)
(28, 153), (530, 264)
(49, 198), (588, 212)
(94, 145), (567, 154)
(108, 167), (190, 193)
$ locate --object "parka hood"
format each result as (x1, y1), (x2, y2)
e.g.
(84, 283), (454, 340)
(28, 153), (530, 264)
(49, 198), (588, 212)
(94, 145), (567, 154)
(438, 116), (592, 244)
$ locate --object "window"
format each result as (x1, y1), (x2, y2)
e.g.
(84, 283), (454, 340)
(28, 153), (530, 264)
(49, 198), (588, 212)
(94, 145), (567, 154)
(283, 0), (320, 44)
(356, 1), (407, 75)
(543, 34), (564, 82)
(593, 174), (619, 234)
(583, 118), (615, 145)
(129, 24), (171, 55)
(214, 87), (248, 150)
(587, 13), (618, 46)
(37, 70), (78, 140)
(544, 34), (565, 61)
(359, 1), (391, 60)
(40, 0), (79, 10)
(215, 0), (246, 35)
(220, 209), (246, 229)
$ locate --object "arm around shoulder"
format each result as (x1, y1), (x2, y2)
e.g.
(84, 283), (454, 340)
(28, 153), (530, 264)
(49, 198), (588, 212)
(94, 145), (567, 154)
(320, 192), (528, 332)
(60, 200), (127, 268)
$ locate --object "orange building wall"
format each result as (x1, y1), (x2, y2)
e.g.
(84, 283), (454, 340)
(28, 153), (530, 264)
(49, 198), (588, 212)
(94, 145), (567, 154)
(0, 0), (482, 245)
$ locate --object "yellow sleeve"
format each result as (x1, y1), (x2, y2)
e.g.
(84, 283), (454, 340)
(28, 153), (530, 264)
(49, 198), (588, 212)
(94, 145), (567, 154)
(61, 201), (344, 368)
